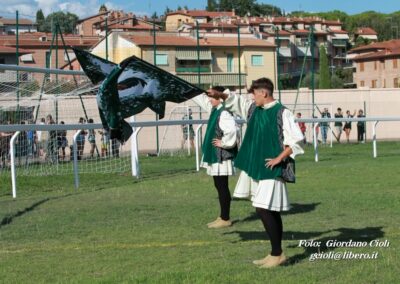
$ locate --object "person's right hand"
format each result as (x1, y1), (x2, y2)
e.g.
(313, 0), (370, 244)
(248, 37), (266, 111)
(206, 88), (225, 100)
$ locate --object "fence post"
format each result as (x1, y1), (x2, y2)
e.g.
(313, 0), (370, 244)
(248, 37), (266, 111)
(73, 130), (82, 189)
(130, 116), (141, 179)
(372, 121), (379, 158)
(313, 123), (319, 162)
(10, 131), (20, 198)
(195, 124), (203, 171)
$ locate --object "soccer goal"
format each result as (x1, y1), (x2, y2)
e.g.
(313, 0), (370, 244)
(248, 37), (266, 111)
(0, 64), (131, 177)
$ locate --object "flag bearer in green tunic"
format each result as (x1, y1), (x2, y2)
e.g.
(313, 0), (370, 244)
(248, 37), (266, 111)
(193, 86), (238, 229)
(207, 78), (304, 268)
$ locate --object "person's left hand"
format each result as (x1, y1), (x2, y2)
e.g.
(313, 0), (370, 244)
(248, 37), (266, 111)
(212, 139), (222, 148)
(265, 157), (282, 169)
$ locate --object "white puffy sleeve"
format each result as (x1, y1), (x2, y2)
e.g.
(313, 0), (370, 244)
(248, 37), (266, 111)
(219, 110), (237, 149)
(223, 90), (253, 119)
(191, 93), (212, 113)
(282, 109), (304, 159)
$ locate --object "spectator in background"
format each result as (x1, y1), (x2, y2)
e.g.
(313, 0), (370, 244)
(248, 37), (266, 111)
(0, 125), (12, 169)
(16, 121), (29, 165)
(87, 118), (96, 158)
(296, 113), (306, 144)
(26, 122), (36, 156)
(46, 114), (58, 164)
(37, 117), (47, 157)
(99, 128), (110, 157)
(76, 117), (87, 160)
(357, 109), (366, 143)
(334, 108), (344, 143)
(111, 138), (120, 158)
(181, 108), (195, 150)
(343, 110), (357, 143)
(58, 121), (68, 161)
(320, 108), (331, 144)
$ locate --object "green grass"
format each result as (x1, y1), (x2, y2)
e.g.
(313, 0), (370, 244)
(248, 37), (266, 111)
(0, 142), (399, 283)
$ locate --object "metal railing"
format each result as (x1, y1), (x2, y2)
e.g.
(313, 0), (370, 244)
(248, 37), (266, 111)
(2, 116), (400, 198)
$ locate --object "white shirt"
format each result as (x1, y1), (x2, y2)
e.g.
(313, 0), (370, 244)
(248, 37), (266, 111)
(223, 91), (304, 158)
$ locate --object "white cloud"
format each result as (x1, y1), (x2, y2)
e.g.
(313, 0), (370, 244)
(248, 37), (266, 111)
(0, 0), (150, 20)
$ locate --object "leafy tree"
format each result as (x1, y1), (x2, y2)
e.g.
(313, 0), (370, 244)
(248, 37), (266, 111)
(301, 73), (319, 89)
(319, 46), (330, 89)
(164, 6), (172, 16)
(207, 0), (218, 11)
(36, 9), (45, 32)
(99, 4), (107, 13)
(41, 11), (79, 34)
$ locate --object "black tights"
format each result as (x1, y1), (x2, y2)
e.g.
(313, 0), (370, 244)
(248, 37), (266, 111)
(256, 207), (283, 256)
(213, 176), (231, 221)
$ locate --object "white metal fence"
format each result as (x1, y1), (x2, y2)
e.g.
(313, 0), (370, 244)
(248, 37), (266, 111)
(1, 116), (400, 199)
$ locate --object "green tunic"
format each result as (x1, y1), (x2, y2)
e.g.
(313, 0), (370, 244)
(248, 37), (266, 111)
(202, 106), (225, 164)
(235, 103), (283, 180)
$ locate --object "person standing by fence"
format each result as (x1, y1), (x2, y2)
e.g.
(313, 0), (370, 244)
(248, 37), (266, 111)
(357, 109), (366, 143)
(296, 112), (306, 144)
(320, 108), (331, 144)
(334, 108), (343, 143)
(343, 110), (356, 143)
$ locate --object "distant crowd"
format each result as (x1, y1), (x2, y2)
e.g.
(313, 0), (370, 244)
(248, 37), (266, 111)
(296, 108), (366, 145)
(0, 116), (122, 169)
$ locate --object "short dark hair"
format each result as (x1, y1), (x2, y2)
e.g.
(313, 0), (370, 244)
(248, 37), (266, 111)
(337, 108), (342, 111)
(211, 86), (225, 93)
(248, 77), (274, 96)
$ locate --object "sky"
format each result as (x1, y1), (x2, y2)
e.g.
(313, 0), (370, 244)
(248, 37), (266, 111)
(0, 0), (398, 19)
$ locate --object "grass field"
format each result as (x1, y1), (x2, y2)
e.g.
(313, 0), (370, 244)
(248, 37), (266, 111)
(0, 142), (399, 283)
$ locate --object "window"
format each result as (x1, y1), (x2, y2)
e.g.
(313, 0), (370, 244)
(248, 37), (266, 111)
(394, 78), (399, 88)
(251, 55), (264, 66)
(371, 80), (377, 88)
(227, 53), (234, 72)
(381, 59), (385, 69)
(155, 54), (168, 66)
(394, 59), (398, 69)
(359, 62), (364, 72)
(360, 80), (365, 87)
(20, 54), (34, 62)
(374, 61), (377, 70)
(0, 58), (4, 73)
(45, 51), (51, 68)
(383, 79), (386, 88)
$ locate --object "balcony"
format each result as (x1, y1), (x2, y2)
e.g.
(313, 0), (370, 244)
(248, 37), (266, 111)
(331, 39), (348, 47)
(177, 73), (247, 87)
(176, 66), (211, 73)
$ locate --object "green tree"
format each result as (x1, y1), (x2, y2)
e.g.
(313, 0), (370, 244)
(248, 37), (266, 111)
(41, 11), (79, 34)
(164, 6), (172, 16)
(36, 9), (45, 32)
(253, 3), (282, 16)
(207, 0), (218, 11)
(99, 4), (107, 13)
(301, 73), (319, 89)
(330, 74), (343, 89)
(319, 46), (330, 89)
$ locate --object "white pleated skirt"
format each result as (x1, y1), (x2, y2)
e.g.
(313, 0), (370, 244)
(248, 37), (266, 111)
(233, 171), (291, 211)
(200, 159), (235, 176)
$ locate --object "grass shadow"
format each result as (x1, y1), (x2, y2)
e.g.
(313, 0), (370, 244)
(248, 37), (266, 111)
(0, 198), (50, 229)
(234, 203), (321, 224)
(285, 226), (385, 265)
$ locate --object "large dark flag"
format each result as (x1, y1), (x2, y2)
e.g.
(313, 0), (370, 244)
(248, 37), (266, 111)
(72, 48), (204, 142)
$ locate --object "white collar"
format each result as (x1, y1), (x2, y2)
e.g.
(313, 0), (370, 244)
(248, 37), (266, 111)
(262, 100), (278, 109)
